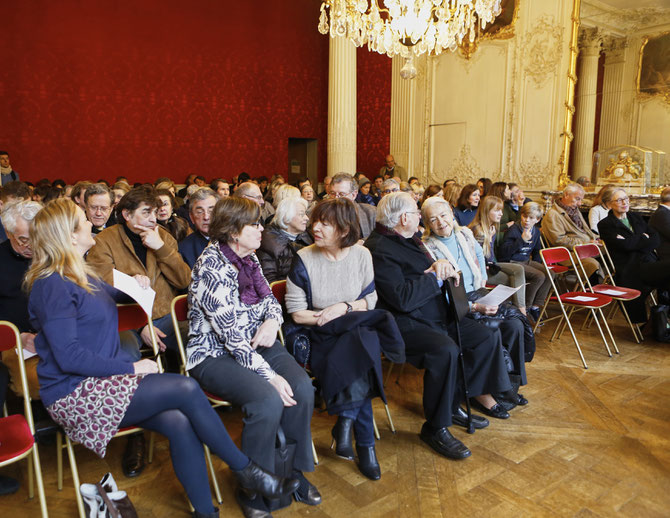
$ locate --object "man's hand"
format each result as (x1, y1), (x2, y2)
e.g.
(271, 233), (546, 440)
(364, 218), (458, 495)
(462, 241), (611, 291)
(472, 302), (498, 316)
(20, 332), (37, 354)
(250, 320), (279, 349)
(141, 325), (168, 352)
(135, 224), (164, 250)
(133, 275), (151, 289)
(424, 259), (459, 285)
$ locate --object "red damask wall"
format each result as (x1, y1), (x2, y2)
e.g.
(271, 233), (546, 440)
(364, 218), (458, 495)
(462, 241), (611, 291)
(1, 1), (390, 185)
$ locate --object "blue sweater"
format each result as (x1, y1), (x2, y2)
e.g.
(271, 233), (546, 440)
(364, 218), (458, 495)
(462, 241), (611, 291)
(454, 207), (477, 227)
(28, 274), (135, 406)
(499, 223), (542, 263)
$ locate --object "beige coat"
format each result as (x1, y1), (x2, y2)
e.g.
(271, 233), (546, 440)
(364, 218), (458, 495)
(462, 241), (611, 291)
(87, 224), (191, 319)
(541, 202), (596, 248)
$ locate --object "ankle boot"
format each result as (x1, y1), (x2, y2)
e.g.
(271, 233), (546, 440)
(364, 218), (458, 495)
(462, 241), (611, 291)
(330, 417), (355, 460)
(233, 461), (299, 500)
(192, 507), (219, 518)
(356, 445), (381, 481)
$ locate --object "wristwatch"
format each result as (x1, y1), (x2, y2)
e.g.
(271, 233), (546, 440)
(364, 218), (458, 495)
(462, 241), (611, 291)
(344, 302), (353, 313)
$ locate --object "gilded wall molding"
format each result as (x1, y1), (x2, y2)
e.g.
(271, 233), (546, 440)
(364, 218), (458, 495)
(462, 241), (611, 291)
(522, 15), (565, 88)
(430, 144), (491, 185)
(512, 155), (556, 189)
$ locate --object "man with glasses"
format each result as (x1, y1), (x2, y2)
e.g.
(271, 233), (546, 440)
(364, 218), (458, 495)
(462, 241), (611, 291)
(84, 183), (115, 233)
(179, 188), (218, 268)
(380, 178), (400, 198)
(330, 172), (376, 239)
(542, 183), (601, 279)
(234, 180), (275, 222)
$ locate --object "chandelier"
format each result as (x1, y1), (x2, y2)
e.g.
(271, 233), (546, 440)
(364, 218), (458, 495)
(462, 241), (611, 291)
(318, 0), (503, 59)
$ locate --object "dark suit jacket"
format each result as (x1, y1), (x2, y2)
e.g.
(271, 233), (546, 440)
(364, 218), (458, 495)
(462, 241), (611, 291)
(649, 205), (670, 261)
(178, 231), (209, 269)
(356, 202), (376, 239)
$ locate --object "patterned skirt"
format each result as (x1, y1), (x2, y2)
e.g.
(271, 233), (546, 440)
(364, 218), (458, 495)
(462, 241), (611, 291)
(47, 374), (145, 458)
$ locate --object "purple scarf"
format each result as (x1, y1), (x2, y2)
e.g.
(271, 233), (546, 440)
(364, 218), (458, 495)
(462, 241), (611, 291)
(219, 242), (271, 305)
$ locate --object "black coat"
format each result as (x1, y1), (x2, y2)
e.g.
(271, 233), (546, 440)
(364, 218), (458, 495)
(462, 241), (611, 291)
(257, 224), (312, 284)
(649, 206), (670, 261)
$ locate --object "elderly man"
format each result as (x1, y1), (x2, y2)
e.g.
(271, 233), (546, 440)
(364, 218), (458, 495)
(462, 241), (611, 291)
(365, 192), (512, 460)
(0, 181), (31, 242)
(318, 176), (332, 199)
(380, 178), (400, 198)
(541, 183), (600, 278)
(649, 187), (670, 261)
(379, 154), (407, 181)
(179, 188), (218, 268)
(0, 151), (19, 186)
(84, 183), (115, 233)
(329, 173), (376, 239)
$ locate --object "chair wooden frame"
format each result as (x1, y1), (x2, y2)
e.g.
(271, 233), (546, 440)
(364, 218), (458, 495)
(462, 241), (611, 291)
(0, 321), (48, 518)
(538, 247), (615, 369)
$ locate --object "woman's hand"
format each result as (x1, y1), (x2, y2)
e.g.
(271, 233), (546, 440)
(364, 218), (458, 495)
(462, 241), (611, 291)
(250, 319), (279, 349)
(472, 302), (498, 316)
(133, 359), (159, 374)
(140, 325), (168, 352)
(424, 259), (459, 285)
(133, 275), (151, 289)
(316, 303), (347, 327)
(269, 374), (297, 407)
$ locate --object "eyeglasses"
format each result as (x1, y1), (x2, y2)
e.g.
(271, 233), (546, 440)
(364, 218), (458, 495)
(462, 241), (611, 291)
(383, 188), (399, 194)
(404, 210), (421, 216)
(13, 235), (30, 247)
(193, 208), (214, 217)
(242, 194), (264, 202)
(329, 191), (353, 199)
(250, 220), (263, 228)
(89, 205), (111, 214)
(613, 197), (630, 204)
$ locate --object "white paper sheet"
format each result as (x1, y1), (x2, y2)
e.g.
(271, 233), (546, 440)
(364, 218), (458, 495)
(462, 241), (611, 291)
(112, 269), (156, 318)
(475, 284), (523, 307)
(565, 295), (598, 302)
(597, 288), (626, 296)
(19, 348), (37, 360)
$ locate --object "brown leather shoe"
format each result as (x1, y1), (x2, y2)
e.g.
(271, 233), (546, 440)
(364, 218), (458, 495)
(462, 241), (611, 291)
(121, 433), (146, 478)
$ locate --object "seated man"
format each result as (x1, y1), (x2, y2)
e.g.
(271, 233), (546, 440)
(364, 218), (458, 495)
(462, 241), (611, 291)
(178, 187), (218, 268)
(84, 183), (115, 233)
(649, 187), (670, 262)
(329, 173), (376, 239)
(365, 192), (512, 460)
(0, 181), (31, 242)
(541, 183), (600, 279)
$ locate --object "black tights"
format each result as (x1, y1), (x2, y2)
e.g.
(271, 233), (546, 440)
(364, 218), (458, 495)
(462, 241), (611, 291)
(119, 373), (249, 513)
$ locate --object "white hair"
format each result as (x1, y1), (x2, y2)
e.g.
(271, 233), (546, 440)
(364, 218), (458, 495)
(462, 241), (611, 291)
(189, 187), (218, 211)
(420, 197), (454, 237)
(186, 184), (201, 197)
(376, 192), (416, 229)
(563, 183), (584, 197)
(272, 184), (300, 208)
(272, 197), (308, 231)
(1, 200), (43, 234)
(382, 179), (400, 193)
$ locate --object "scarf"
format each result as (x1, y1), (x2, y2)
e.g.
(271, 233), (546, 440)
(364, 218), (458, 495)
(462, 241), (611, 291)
(557, 199), (584, 231)
(0, 166), (12, 176)
(219, 242), (271, 305)
(423, 227), (485, 290)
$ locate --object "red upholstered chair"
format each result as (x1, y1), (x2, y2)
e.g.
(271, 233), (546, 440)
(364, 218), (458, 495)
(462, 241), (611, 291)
(0, 321), (48, 518)
(574, 243), (643, 343)
(539, 247), (615, 369)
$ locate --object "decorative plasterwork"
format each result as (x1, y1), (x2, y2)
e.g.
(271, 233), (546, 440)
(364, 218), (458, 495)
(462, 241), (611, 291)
(522, 15), (565, 88)
(581, 3), (670, 36)
(512, 155), (556, 189)
(430, 144), (492, 185)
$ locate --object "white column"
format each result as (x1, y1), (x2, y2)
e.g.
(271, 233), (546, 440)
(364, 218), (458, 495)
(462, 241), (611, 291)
(327, 37), (357, 176)
(390, 56), (414, 181)
(572, 28), (602, 181)
(599, 37), (627, 150)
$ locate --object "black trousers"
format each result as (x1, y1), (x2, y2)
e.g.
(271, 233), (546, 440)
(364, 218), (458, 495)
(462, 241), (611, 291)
(469, 316), (527, 386)
(397, 316), (511, 429)
(621, 260), (670, 323)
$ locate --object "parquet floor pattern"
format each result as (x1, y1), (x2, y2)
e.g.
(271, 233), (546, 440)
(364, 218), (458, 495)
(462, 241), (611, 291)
(2, 314), (669, 517)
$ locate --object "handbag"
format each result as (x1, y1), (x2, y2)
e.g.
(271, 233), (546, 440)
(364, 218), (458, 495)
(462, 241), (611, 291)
(80, 472), (138, 518)
(650, 304), (670, 343)
(266, 426), (297, 511)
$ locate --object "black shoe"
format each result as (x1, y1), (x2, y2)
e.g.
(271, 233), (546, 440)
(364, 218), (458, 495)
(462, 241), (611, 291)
(470, 399), (510, 419)
(235, 490), (272, 518)
(419, 423), (471, 460)
(452, 407), (489, 429)
(516, 393), (529, 405)
(492, 394), (517, 412)
(192, 507), (219, 518)
(233, 461), (299, 501)
(356, 445), (381, 480)
(121, 433), (146, 478)
(529, 307), (541, 322)
(330, 417), (355, 460)
(292, 471), (321, 506)
(0, 475), (19, 496)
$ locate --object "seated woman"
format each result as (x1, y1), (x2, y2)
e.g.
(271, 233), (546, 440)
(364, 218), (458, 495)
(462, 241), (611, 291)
(469, 196), (527, 315)
(420, 184), (443, 208)
(26, 198), (297, 518)
(156, 188), (191, 242)
(454, 184), (480, 227)
(499, 202), (553, 322)
(488, 182), (516, 236)
(257, 197), (312, 283)
(598, 188), (670, 325)
(588, 184), (616, 234)
(187, 197), (319, 516)
(422, 197), (529, 410)
(286, 198), (404, 481)
(355, 178), (376, 206)
(299, 183), (317, 212)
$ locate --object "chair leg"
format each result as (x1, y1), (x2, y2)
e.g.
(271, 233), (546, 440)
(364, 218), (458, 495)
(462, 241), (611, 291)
(57, 431), (63, 491)
(66, 438), (86, 518)
(204, 445), (223, 505)
(27, 451), (34, 499)
(372, 414), (380, 441)
(597, 308), (619, 354)
(148, 432), (155, 464)
(590, 309), (613, 357)
(619, 300), (642, 343)
(533, 297), (551, 333)
(384, 363), (394, 388)
(311, 440), (319, 466)
(395, 363), (406, 384)
(558, 305), (589, 369)
(384, 403), (396, 434)
(32, 446), (49, 518)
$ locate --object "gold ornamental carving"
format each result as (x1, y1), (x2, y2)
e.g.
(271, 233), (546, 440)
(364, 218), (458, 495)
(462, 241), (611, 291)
(510, 156), (555, 189)
(522, 15), (565, 88)
(602, 150), (643, 183)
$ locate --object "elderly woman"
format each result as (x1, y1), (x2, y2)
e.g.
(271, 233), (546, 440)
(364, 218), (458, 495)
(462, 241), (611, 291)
(286, 198), (404, 481)
(422, 197), (529, 410)
(365, 193), (513, 461)
(299, 183), (317, 211)
(26, 198), (298, 518)
(156, 188), (191, 242)
(257, 197), (312, 283)
(186, 197), (318, 515)
(597, 188), (670, 324)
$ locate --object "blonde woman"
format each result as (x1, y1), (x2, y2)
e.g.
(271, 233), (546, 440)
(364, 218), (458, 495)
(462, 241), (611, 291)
(588, 184), (616, 234)
(25, 198), (298, 518)
(469, 196), (527, 314)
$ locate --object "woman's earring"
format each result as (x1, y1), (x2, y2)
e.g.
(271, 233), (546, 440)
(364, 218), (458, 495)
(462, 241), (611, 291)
(234, 237), (239, 252)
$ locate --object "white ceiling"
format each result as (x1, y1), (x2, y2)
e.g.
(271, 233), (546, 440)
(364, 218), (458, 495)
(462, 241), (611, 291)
(594, 0), (670, 8)
(581, 0), (670, 36)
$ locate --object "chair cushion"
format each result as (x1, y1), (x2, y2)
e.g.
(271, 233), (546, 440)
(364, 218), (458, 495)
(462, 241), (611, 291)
(591, 285), (641, 300)
(548, 265), (569, 274)
(0, 414), (34, 463)
(560, 292), (612, 307)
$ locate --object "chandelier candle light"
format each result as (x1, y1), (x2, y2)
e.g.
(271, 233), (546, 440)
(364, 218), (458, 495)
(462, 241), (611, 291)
(318, 0), (503, 65)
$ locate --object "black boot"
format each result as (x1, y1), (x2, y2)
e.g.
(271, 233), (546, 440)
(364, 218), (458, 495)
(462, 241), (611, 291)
(192, 507), (219, 518)
(330, 417), (355, 460)
(121, 433), (146, 478)
(356, 445), (381, 480)
(233, 461), (299, 500)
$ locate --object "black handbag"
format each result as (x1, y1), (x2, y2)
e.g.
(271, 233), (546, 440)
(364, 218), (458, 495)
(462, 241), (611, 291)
(650, 304), (670, 343)
(283, 321), (311, 367)
(266, 426), (297, 511)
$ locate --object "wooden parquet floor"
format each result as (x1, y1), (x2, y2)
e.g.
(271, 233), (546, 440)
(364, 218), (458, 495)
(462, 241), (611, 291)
(2, 313), (670, 517)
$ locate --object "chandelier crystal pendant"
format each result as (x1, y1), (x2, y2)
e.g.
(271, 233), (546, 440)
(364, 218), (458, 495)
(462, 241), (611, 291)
(318, 0), (503, 59)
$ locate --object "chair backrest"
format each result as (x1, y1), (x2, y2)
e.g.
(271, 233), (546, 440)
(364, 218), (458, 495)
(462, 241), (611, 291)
(170, 295), (190, 375)
(540, 246), (571, 265)
(573, 243), (599, 260)
(0, 321), (36, 432)
(270, 279), (287, 306)
(117, 303), (162, 371)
